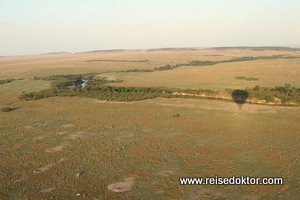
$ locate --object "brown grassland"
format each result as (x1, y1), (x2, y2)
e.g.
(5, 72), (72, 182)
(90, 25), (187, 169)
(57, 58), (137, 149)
(104, 58), (300, 90)
(0, 48), (299, 199)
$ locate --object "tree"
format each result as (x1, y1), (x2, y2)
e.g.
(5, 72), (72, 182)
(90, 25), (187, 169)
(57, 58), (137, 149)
(253, 85), (260, 91)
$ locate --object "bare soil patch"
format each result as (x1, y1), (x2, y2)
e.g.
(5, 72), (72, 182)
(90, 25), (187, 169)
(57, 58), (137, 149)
(114, 132), (135, 141)
(61, 124), (74, 128)
(55, 131), (67, 135)
(142, 128), (156, 132)
(107, 177), (136, 192)
(45, 145), (64, 152)
(39, 188), (56, 193)
(33, 164), (53, 173)
(64, 132), (86, 139)
(57, 157), (68, 163)
(12, 177), (25, 183)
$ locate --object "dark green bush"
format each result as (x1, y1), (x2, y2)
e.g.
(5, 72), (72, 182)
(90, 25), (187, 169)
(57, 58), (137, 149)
(1, 107), (12, 112)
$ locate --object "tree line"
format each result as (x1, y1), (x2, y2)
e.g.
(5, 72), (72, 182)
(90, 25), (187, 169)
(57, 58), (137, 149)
(18, 74), (300, 106)
(117, 55), (284, 73)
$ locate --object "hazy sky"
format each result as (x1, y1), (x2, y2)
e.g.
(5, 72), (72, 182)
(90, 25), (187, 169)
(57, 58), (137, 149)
(1, 0), (300, 56)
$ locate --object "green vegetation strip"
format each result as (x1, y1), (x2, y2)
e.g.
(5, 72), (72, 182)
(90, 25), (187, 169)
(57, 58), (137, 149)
(118, 55), (295, 73)
(18, 74), (300, 106)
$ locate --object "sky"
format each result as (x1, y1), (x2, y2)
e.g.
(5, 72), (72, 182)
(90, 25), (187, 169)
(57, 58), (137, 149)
(1, 0), (300, 56)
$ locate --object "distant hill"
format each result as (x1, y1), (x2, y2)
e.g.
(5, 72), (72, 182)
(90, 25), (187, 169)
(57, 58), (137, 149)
(44, 52), (71, 55)
(78, 49), (127, 53)
(147, 47), (198, 52)
(209, 46), (300, 51)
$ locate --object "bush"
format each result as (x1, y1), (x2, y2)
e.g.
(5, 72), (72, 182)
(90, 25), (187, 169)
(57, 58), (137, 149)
(1, 107), (12, 112)
(253, 85), (260, 91)
(235, 76), (246, 80)
(235, 76), (259, 81)
(245, 77), (259, 81)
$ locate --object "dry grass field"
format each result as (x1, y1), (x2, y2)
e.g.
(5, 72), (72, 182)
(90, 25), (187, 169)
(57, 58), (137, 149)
(104, 58), (300, 90)
(0, 80), (50, 95)
(0, 48), (299, 199)
(1, 47), (298, 80)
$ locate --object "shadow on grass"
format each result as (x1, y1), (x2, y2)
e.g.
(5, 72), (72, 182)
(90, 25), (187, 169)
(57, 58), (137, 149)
(11, 107), (21, 111)
(232, 90), (249, 110)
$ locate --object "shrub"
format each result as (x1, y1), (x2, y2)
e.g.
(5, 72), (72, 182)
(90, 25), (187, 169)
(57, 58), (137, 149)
(235, 76), (259, 81)
(253, 85), (260, 91)
(235, 76), (246, 80)
(1, 107), (12, 112)
(245, 77), (259, 81)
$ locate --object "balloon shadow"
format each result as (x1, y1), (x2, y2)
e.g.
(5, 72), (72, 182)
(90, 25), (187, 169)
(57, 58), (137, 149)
(232, 90), (249, 110)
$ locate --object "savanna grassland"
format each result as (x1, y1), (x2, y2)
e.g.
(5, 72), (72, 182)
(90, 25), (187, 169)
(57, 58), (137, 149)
(0, 47), (300, 199)
(103, 58), (300, 90)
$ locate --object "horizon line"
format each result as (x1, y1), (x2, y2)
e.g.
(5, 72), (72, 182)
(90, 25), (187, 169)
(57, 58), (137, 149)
(1, 45), (300, 57)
